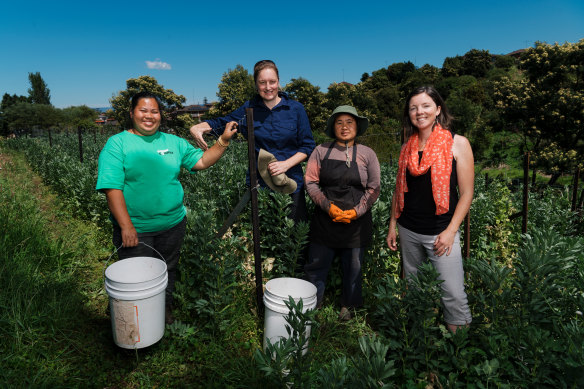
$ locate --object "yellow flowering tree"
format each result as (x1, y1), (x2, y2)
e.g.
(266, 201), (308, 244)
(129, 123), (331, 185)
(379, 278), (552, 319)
(495, 40), (584, 183)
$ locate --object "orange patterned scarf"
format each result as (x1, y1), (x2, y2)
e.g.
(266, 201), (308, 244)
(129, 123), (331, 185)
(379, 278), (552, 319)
(394, 123), (453, 219)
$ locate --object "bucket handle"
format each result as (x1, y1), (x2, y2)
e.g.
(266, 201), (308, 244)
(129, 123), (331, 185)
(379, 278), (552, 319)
(104, 241), (167, 274)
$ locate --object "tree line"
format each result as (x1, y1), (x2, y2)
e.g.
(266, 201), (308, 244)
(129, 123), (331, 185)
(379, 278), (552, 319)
(0, 72), (98, 135)
(203, 41), (583, 182)
(2, 40), (582, 181)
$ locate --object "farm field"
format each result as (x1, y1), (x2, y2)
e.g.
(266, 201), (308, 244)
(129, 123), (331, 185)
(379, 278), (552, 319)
(1, 132), (583, 388)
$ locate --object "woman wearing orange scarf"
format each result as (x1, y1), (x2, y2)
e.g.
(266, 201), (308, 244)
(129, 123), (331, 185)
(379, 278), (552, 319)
(386, 86), (474, 332)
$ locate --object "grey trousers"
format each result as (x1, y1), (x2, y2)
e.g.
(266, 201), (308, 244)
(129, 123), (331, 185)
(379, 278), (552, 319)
(113, 217), (187, 307)
(398, 224), (472, 325)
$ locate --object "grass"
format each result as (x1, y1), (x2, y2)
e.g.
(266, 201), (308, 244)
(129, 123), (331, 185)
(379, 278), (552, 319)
(0, 148), (120, 387)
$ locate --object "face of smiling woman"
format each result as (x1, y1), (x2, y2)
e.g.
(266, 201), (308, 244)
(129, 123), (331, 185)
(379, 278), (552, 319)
(130, 97), (161, 136)
(256, 68), (280, 106)
(408, 92), (441, 133)
(334, 113), (358, 146)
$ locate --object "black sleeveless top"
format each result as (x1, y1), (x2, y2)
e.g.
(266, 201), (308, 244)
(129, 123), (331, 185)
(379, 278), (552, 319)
(397, 133), (458, 235)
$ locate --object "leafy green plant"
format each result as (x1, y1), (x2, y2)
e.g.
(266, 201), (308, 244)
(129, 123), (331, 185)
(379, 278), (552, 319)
(255, 296), (319, 387)
(4, 132), (584, 388)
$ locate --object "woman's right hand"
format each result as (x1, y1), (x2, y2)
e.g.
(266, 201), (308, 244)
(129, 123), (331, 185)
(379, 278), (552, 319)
(189, 122), (213, 150)
(386, 226), (398, 251)
(121, 226), (139, 248)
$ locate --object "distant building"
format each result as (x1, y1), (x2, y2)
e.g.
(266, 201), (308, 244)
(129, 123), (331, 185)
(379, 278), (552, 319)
(172, 103), (215, 121)
(95, 112), (118, 126)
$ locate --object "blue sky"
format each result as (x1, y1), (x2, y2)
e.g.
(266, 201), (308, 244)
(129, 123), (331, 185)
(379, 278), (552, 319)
(1, 0), (582, 109)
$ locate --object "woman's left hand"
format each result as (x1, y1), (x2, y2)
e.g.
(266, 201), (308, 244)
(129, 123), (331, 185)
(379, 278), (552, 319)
(268, 160), (291, 176)
(434, 229), (456, 257)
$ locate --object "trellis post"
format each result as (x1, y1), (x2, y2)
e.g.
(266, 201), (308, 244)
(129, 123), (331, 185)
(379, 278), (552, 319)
(246, 108), (263, 315)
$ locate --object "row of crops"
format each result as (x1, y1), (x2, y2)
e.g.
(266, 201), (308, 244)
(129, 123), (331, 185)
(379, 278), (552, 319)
(4, 130), (584, 387)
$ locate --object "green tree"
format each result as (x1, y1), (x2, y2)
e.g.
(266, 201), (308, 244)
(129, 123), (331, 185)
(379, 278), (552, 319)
(360, 68), (391, 91)
(399, 68), (441, 96)
(417, 64), (442, 83)
(325, 82), (354, 111)
(325, 83), (379, 125)
(205, 64), (255, 119)
(284, 77), (328, 132)
(387, 62), (416, 85)
(3, 102), (35, 130)
(27, 72), (51, 105)
(3, 102), (60, 131)
(493, 54), (517, 70)
(495, 40), (584, 182)
(1, 93), (30, 136)
(110, 75), (186, 130)
(461, 49), (493, 78)
(61, 105), (98, 129)
(371, 85), (401, 122)
(1, 93), (30, 109)
(436, 75), (478, 100)
(442, 55), (463, 77)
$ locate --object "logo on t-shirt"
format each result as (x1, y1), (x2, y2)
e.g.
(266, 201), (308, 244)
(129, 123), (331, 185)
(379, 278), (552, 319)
(157, 149), (174, 156)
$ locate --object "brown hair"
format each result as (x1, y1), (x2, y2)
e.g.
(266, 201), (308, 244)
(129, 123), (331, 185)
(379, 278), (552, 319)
(402, 86), (453, 139)
(253, 60), (279, 84)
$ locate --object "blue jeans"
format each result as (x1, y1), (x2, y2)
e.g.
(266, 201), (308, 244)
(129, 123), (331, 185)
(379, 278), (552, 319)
(304, 242), (365, 308)
(112, 217), (187, 307)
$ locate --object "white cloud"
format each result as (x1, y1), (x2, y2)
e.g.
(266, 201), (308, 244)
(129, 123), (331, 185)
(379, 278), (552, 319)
(145, 60), (172, 70)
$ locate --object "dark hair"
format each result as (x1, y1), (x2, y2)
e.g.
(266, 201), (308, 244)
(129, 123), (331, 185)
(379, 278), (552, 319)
(402, 86), (453, 138)
(127, 91), (164, 129)
(130, 91), (163, 112)
(253, 60), (279, 84)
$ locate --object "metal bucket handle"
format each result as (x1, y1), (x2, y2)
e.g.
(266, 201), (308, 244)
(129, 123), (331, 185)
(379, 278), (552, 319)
(104, 241), (167, 275)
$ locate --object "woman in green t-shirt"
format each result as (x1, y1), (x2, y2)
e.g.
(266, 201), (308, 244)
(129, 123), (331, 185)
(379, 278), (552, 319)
(97, 91), (237, 323)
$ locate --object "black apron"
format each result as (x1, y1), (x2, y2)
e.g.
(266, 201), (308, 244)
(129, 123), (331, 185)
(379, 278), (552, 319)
(310, 143), (373, 248)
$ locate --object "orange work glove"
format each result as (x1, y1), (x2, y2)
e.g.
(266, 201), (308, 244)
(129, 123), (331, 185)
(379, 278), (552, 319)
(333, 209), (357, 224)
(328, 203), (344, 219)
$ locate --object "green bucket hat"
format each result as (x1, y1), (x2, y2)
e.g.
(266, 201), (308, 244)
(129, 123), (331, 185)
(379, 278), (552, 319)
(325, 105), (369, 138)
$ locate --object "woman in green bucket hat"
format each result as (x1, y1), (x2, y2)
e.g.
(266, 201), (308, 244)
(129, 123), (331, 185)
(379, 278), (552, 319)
(304, 105), (381, 320)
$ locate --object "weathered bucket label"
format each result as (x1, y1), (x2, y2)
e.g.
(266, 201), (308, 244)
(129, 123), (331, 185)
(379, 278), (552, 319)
(112, 299), (140, 345)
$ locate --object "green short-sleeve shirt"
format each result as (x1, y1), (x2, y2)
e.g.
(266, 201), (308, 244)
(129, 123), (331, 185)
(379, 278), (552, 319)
(96, 131), (203, 233)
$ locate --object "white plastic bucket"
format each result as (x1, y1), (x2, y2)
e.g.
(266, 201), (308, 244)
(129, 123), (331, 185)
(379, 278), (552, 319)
(263, 277), (317, 352)
(104, 256), (168, 349)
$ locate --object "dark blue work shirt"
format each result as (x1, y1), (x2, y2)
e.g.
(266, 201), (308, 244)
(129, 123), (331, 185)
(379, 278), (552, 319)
(205, 92), (315, 192)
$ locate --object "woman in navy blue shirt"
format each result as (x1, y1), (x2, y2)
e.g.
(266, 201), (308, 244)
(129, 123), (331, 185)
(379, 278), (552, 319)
(190, 60), (315, 223)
